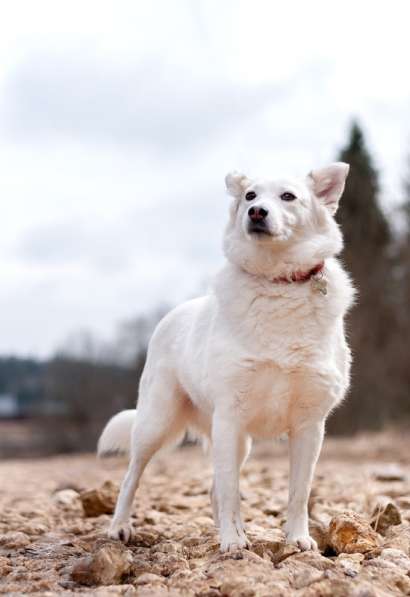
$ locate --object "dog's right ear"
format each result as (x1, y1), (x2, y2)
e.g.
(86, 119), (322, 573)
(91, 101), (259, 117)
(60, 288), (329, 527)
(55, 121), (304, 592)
(225, 171), (250, 197)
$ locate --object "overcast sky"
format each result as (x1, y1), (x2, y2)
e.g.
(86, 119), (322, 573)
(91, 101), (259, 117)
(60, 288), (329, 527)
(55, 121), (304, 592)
(1, 0), (409, 357)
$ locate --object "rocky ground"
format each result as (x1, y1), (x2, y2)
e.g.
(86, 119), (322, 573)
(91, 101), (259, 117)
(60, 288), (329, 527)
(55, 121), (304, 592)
(1, 432), (410, 596)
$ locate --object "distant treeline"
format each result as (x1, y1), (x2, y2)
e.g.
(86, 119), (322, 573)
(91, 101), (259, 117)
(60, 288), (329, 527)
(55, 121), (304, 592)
(1, 121), (410, 456)
(0, 357), (45, 415)
(0, 354), (144, 456)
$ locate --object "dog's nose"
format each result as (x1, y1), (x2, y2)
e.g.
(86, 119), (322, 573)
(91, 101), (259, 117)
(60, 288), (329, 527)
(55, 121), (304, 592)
(248, 206), (268, 221)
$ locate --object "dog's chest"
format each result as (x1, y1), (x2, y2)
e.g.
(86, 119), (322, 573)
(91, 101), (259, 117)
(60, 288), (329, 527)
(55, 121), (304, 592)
(231, 360), (292, 437)
(216, 285), (342, 436)
(232, 289), (330, 365)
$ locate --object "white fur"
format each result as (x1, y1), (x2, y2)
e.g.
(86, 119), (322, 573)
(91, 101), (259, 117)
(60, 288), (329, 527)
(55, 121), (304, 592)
(98, 410), (135, 455)
(98, 162), (354, 552)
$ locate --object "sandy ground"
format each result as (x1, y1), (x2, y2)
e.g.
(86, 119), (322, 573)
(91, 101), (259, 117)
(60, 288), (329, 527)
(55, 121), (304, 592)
(1, 432), (410, 596)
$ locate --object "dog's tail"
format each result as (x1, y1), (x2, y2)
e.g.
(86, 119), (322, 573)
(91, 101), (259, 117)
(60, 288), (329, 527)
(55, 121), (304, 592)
(97, 409), (135, 457)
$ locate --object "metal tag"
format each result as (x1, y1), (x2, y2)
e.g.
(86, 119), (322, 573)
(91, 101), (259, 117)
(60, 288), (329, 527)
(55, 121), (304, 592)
(311, 273), (328, 295)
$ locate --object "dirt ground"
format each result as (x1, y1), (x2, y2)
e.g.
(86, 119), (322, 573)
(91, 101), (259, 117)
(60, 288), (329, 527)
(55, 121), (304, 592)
(1, 432), (410, 596)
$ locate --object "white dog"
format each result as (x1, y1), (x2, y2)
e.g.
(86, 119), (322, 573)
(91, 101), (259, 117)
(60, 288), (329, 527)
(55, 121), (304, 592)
(98, 162), (354, 552)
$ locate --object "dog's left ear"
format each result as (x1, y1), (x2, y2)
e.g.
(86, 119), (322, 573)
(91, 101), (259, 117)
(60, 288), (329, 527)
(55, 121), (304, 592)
(308, 162), (350, 215)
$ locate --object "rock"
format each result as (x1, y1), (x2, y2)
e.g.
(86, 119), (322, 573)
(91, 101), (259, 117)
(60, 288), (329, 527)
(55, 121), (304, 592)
(0, 531), (31, 549)
(370, 497), (402, 534)
(379, 547), (410, 572)
(143, 510), (162, 525)
(154, 540), (182, 554)
(328, 511), (380, 554)
(130, 557), (157, 578)
(181, 535), (203, 548)
(152, 552), (189, 576)
(372, 464), (406, 482)
(92, 585), (137, 596)
(262, 500), (282, 516)
(70, 543), (133, 586)
(0, 555), (13, 576)
(220, 578), (256, 596)
(135, 572), (164, 585)
(192, 516), (214, 528)
(53, 489), (83, 512)
(286, 550), (335, 572)
(249, 537), (283, 560)
(336, 552), (364, 577)
(292, 568), (323, 590)
(383, 523), (410, 555)
(2, 440), (410, 596)
(309, 520), (329, 553)
(80, 481), (118, 517)
(20, 522), (48, 536)
(363, 552), (410, 594)
(132, 528), (160, 547)
(396, 496), (410, 509)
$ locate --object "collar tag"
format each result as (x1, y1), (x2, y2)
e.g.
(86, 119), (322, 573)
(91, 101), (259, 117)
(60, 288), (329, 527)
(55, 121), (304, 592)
(311, 271), (328, 295)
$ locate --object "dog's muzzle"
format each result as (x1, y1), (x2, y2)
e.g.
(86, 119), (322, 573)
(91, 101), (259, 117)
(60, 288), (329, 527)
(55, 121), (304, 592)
(247, 206), (270, 235)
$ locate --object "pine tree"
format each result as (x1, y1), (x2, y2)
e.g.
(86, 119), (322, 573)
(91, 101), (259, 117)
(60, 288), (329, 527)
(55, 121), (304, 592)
(402, 151), (410, 237)
(328, 122), (396, 433)
(337, 122), (390, 278)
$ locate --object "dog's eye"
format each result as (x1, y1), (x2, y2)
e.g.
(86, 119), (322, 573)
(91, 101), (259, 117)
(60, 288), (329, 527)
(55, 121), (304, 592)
(245, 191), (257, 201)
(280, 192), (296, 202)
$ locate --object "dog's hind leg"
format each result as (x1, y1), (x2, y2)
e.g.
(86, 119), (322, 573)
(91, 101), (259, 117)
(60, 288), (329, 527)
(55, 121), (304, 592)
(211, 435), (252, 528)
(109, 373), (188, 542)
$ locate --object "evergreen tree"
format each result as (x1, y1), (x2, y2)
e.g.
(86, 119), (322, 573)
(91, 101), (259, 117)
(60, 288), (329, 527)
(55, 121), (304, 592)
(337, 122), (391, 277)
(329, 122), (396, 433)
(401, 151), (410, 237)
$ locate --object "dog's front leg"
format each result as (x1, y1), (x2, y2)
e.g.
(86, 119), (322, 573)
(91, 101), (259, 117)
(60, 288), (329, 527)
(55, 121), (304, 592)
(285, 420), (324, 551)
(212, 410), (249, 552)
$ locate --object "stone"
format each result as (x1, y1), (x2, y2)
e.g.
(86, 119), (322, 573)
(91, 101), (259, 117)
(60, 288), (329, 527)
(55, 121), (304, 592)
(370, 497), (402, 534)
(132, 528), (160, 547)
(372, 464), (406, 482)
(396, 496), (410, 509)
(135, 572), (164, 585)
(143, 510), (162, 525)
(53, 489), (83, 512)
(328, 511), (380, 554)
(379, 547), (410, 572)
(309, 520), (329, 553)
(80, 481), (118, 517)
(2, 439), (410, 596)
(0, 531), (31, 549)
(154, 540), (182, 554)
(383, 523), (410, 555)
(70, 543), (133, 586)
(92, 585), (137, 596)
(152, 552), (189, 576)
(335, 552), (364, 577)
(0, 555), (13, 577)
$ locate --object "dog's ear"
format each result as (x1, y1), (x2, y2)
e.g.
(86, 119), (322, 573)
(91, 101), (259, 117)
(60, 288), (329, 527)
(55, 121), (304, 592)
(225, 171), (251, 197)
(308, 162), (350, 215)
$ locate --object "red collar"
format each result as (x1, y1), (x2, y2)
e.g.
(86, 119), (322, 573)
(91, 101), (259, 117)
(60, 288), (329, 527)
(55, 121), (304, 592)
(272, 261), (325, 284)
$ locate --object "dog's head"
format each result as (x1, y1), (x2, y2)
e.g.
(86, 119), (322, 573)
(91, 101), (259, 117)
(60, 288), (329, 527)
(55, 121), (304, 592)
(223, 163), (349, 276)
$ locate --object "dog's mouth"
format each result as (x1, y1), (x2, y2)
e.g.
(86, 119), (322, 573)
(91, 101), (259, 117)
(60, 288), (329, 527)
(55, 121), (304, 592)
(247, 222), (272, 237)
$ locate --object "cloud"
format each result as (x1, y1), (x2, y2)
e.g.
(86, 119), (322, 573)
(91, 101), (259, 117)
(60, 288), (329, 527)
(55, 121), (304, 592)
(4, 51), (284, 156)
(1, 0), (409, 356)
(16, 176), (225, 270)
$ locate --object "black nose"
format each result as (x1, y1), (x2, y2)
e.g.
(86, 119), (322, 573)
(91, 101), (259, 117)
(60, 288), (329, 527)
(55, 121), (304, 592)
(248, 206), (268, 221)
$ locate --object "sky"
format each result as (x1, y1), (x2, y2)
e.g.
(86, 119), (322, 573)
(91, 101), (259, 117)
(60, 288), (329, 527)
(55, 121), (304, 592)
(1, 0), (409, 357)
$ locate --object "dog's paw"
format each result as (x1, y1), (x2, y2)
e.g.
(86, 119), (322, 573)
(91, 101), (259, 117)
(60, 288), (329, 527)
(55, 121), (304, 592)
(220, 533), (250, 553)
(286, 533), (318, 551)
(108, 522), (133, 543)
